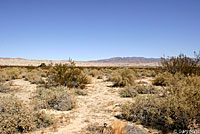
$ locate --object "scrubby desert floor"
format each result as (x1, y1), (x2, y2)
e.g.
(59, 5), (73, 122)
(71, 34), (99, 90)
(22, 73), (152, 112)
(1, 76), (155, 134)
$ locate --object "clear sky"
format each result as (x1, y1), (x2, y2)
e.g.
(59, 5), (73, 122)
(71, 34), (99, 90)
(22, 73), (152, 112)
(0, 0), (200, 61)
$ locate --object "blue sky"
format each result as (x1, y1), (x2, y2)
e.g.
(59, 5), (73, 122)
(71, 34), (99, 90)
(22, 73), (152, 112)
(0, 0), (200, 61)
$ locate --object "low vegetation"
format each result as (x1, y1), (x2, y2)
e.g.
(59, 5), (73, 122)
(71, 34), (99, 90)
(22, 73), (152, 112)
(46, 61), (90, 89)
(152, 72), (172, 86)
(161, 51), (200, 76)
(0, 96), (54, 134)
(121, 52), (200, 132)
(88, 69), (102, 78)
(109, 68), (136, 87)
(119, 87), (138, 98)
(0, 67), (25, 82)
(32, 86), (75, 111)
(24, 68), (46, 84)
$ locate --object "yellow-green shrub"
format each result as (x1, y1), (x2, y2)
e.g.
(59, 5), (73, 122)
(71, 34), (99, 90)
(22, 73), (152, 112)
(88, 69), (102, 77)
(47, 62), (90, 89)
(109, 68), (136, 87)
(152, 72), (172, 86)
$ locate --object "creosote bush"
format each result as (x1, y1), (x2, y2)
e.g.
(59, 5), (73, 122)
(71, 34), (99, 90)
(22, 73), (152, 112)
(47, 60), (90, 89)
(161, 51), (200, 76)
(32, 86), (75, 111)
(109, 68), (136, 87)
(0, 96), (54, 134)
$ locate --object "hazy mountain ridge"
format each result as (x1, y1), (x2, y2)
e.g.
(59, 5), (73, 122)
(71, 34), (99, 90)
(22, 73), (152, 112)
(0, 57), (160, 67)
(90, 57), (161, 63)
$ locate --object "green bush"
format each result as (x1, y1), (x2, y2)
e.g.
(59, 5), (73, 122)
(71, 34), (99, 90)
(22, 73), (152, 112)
(0, 96), (53, 134)
(32, 87), (75, 111)
(109, 68), (136, 87)
(47, 61), (90, 89)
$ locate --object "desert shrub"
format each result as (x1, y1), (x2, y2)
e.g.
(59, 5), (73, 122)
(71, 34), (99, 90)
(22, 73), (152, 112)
(109, 68), (136, 87)
(164, 76), (200, 129)
(119, 87), (138, 98)
(47, 61), (90, 89)
(32, 87), (75, 111)
(24, 72), (45, 84)
(85, 121), (148, 134)
(152, 72), (185, 87)
(152, 72), (172, 86)
(121, 76), (200, 132)
(136, 69), (156, 78)
(135, 85), (158, 94)
(0, 96), (54, 134)
(0, 68), (21, 82)
(24, 68), (46, 84)
(88, 69), (101, 77)
(34, 111), (54, 128)
(0, 67), (30, 82)
(121, 97), (166, 129)
(161, 52), (200, 76)
(120, 85), (158, 97)
(38, 63), (47, 67)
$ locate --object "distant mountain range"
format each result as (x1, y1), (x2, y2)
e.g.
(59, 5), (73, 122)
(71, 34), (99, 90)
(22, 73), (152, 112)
(0, 57), (161, 67)
(89, 57), (161, 63)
